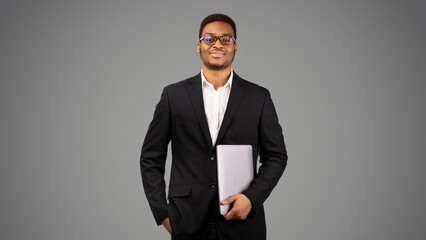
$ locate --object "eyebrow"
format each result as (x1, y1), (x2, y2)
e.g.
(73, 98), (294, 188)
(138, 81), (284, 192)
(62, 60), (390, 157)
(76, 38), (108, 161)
(204, 33), (232, 36)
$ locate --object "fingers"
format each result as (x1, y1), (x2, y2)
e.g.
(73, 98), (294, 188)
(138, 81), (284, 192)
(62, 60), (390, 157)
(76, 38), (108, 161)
(220, 195), (237, 205)
(224, 205), (249, 220)
(222, 194), (252, 221)
(224, 208), (236, 220)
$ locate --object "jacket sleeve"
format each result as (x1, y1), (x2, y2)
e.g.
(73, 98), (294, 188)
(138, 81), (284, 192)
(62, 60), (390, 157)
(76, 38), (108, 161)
(140, 87), (171, 225)
(242, 89), (288, 210)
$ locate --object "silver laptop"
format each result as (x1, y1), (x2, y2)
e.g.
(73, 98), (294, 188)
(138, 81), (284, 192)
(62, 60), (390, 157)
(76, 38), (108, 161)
(216, 145), (254, 215)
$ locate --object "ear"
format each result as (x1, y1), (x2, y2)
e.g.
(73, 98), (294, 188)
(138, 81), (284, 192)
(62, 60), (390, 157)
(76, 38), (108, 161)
(234, 43), (238, 54)
(197, 42), (201, 54)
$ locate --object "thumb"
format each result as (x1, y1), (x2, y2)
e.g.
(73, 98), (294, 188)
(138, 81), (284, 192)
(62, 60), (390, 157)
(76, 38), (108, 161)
(220, 195), (237, 205)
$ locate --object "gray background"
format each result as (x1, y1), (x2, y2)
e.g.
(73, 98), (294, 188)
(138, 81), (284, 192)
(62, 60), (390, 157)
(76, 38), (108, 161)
(1, 0), (426, 239)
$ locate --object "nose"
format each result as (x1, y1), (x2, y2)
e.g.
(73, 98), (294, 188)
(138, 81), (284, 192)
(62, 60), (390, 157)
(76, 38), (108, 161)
(213, 38), (224, 48)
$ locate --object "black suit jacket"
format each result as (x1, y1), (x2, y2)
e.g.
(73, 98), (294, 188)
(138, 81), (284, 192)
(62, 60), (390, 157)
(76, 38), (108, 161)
(140, 72), (287, 240)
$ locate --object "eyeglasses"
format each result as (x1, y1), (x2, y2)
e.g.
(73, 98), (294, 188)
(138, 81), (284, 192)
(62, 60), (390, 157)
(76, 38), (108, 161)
(199, 35), (236, 45)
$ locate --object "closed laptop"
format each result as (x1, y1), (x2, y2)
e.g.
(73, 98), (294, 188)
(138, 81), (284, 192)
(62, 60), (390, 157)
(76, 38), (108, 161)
(216, 145), (254, 215)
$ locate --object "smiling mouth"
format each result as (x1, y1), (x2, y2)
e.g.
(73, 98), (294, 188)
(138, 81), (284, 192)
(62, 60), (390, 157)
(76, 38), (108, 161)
(210, 51), (225, 57)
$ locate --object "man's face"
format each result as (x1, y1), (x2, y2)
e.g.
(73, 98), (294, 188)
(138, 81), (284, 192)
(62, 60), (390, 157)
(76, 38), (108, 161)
(197, 21), (238, 70)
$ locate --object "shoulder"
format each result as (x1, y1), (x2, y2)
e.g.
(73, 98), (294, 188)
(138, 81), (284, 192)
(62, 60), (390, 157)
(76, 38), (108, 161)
(162, 73), (200, 93)
(234, 72), (270, 97)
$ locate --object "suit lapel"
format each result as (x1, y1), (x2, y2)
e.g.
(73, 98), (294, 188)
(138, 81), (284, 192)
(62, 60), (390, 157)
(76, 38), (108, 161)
(216, 72), (248, 146)
(185, 72), (248, 150)
(186, 73), (214, 150)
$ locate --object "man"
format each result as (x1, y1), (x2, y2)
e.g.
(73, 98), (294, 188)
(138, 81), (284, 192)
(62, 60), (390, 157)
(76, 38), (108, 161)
(140, 13), (287, 240)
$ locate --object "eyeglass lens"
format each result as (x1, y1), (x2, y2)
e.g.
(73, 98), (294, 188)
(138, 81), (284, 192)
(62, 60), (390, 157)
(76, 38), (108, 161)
(204, 35), (233, 45)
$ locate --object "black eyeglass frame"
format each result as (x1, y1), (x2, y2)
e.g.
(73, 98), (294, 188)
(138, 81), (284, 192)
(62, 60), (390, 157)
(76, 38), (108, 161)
(199, 35), (236, 45)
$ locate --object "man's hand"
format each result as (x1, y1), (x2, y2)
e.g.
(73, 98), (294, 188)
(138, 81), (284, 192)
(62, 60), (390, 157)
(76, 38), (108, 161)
(220, 193), (252, 221)
(161, 217), (172, 235)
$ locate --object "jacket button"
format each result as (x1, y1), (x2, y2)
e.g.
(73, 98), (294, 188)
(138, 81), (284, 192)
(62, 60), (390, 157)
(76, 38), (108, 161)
(210, 155), (215, 161)
(210, 184), (216, 189)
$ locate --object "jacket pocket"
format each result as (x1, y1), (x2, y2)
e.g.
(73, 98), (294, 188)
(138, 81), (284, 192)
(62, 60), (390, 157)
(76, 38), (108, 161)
(168, 184), (192, 198)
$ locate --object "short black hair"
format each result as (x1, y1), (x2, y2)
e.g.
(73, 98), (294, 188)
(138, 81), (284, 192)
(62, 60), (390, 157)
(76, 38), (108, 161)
(199, 13), (237, 40)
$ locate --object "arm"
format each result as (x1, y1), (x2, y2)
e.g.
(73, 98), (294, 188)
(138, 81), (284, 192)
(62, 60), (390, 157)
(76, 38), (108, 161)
(221, 90), (288, 220)
(140, 87), (171, 226)
(242, 89), (288, 210)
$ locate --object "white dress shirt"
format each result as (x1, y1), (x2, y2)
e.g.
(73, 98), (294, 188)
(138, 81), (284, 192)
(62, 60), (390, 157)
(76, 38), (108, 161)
(201, 69), (233, 146)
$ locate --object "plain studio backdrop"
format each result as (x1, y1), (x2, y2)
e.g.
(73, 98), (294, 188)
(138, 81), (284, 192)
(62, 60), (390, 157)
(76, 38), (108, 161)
(1, 0), (426, 239)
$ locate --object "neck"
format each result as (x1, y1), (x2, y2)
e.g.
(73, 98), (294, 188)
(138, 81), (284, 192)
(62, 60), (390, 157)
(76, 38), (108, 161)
(202, 65), (232, 90)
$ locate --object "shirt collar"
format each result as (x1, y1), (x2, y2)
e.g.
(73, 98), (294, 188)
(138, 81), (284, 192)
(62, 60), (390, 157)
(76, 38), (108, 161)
(201, 69), (233, 88)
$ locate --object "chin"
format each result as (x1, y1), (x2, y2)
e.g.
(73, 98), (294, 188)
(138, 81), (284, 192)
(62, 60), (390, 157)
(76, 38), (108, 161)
(206, 63), (230, 70)
(206, 60), (232, 69)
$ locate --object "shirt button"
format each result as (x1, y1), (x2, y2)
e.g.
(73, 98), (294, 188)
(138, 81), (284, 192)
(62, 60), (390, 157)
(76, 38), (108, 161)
(210, 155), (215, 161)
(210, 184), (216, 189)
